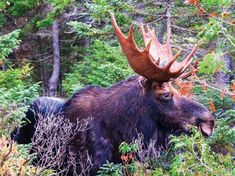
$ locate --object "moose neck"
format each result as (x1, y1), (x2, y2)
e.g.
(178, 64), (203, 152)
(105, 76), (171, 146)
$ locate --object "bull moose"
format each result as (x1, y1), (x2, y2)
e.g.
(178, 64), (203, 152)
(62, 14), (215, 175)
(13, 14), (215, 175)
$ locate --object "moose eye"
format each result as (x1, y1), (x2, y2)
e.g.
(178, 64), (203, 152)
(160, 91), (172, 101)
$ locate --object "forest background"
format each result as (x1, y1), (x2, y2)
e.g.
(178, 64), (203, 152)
(0, 0), (234, 175)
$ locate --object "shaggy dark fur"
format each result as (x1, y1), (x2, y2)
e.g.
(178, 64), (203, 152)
(11, 97), (65, 144)
(63, 75), (215, 175)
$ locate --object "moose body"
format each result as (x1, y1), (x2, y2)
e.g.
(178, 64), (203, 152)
(12, 97), (65, 144)
(63, 75), (214, 175)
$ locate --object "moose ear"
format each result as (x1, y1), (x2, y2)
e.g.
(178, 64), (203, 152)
(200, 123), (213, 137)
(139, 77), (152, 89)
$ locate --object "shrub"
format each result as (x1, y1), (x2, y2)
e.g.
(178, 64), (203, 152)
(97, 127), (234, 176)
(0, 136), (55, 176)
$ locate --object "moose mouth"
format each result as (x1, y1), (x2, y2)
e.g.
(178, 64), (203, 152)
(173, 123), (214, 137)
(198, 124), (214, 137)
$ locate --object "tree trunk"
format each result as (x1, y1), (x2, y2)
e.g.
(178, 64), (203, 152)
(48, 20), (60, 96)
(214, 53), (232, 84)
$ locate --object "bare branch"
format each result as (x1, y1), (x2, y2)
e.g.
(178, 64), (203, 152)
(31, 103), (92, 175)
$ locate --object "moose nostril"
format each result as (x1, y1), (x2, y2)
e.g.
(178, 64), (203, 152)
(162, 92), (170, 98)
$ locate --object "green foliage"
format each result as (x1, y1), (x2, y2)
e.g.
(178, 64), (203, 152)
(0, 15), (54, 175)
(0, 63), (33, 88)
(199, 52), (226, 76)
(85, 0), (134, 22)
(168, 129), (234, 176)
(98, 126), (234, 176)
(193, 84), (234, 111)
(36, 0), (72, 28)
(0, 30), (38, 135)
(0, 82), (39, 136)
(6, 0), (39, 17)
(119, 142), (138, 154)
(67, 0), (136, 42)
(0, 30), (21, 61)
(97, 162), (123, 176)
(201, 0), (233, 8)
(63, 40), (133, 95)
(197, 18), (235, 50)
(0, 1), (8, 11)
(68, 21), (112, 38)
(208, 110), (235, 155)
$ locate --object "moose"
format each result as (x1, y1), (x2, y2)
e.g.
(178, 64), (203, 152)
(12, 14), (215, 175)
(63, 14), (215, 175)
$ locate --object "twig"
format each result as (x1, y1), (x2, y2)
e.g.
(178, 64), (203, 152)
(191, 141), (213, 172)
(18, 158), (31, 176)
(134, 9), (167, 17)
(0, 140), (13, 167)
(194, 77), (234, 97)
(171, 24), (196, 34)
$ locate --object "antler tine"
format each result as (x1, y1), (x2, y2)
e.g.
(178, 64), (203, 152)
(177, 44), (199, 75)
(128, 24), (135, 42)
(141, 25), (161, 48)
(111, 13), (126, 42)
(111, 13), (136, 48)
(182, 44), (199, 67)
(140, 25), (149, 46)
(143, 25), (162, 46)
(164, 49), (182, 71)
(179, 59), (199, 79)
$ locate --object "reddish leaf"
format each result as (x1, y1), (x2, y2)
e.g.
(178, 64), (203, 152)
(220, 90), (226, 100)
(209, 12), (220, 17)
(188, 81), (194, 98)
(197, 7), (204, 16)
(178, 81), (194, 98)
(201, 81), (207, 92)
(121, 154), (129, 163)
(229, 19), (235, 24)
(175, 79), (181, 87)
(209, 98), (216, 113)
(179, 82), (188, 96)
(185, 0), (199, 6)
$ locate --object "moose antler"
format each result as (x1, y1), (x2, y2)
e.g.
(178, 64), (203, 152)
(111, 13), (199, 83)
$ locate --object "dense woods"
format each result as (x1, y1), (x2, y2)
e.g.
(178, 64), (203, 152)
(0, 0), (234, 175)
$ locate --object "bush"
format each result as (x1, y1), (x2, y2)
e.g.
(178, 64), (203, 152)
(0, 64), (39, 135)
(97, 126), (234, 176)
(0, 136), (55, 176)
